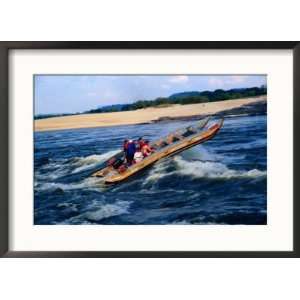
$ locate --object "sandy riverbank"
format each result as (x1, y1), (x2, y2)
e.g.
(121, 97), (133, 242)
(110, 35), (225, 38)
(35, 96), (266, 132)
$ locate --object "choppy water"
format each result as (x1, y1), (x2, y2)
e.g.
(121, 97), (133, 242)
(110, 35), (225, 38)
(34, 115), (267, 225)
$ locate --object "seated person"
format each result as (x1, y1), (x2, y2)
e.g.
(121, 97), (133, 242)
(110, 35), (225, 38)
(141, 140), (155, 157)
(133, 147), (143, 163)
(137, 137), (146, 149)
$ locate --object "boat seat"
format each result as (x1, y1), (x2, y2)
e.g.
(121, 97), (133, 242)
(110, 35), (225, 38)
(182, 126), (197, 137)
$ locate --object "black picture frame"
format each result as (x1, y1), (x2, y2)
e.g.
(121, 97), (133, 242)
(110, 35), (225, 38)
(0, 41), (299, 258)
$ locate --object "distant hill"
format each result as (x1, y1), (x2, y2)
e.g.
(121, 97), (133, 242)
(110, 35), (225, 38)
(169, 87), (265, 101)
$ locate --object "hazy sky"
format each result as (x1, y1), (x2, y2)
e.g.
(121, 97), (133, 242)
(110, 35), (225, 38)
(34, 75), (266, 115)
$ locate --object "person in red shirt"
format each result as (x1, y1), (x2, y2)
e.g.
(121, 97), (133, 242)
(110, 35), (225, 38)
(141, 140), (154, 157)
(137, 137), (146, 150)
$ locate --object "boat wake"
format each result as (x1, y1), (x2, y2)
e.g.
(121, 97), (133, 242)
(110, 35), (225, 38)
(35, 177), (106, 193)
(144, 151), (266, 184)
(35, 145), (266, 194)
(35, 150), (120, 192)
(173, 156), (266, 179)
(70, 150), (120, 174)
(36, 150), (119, 178)
(34, 115), (267, 225)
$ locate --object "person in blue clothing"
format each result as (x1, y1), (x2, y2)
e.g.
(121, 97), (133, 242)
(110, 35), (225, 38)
(126, 139), (136, 166)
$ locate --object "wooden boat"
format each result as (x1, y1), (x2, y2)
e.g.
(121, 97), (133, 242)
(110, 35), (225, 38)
(91, 116), (210, 178)
(92, 117), (223, 184)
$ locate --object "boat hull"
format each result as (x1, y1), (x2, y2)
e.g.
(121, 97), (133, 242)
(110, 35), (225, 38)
(105, 119), (223, 184)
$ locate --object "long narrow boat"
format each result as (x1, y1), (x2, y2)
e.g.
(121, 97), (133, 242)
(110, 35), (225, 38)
(92, 117), (224, 184)
(91, 116), (211, 179)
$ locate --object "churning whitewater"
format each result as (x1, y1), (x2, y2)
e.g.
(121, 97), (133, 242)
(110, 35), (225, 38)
(34, 115), (267, 225)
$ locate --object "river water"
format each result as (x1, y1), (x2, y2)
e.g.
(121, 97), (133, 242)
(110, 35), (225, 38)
(34, 115), (267, 225)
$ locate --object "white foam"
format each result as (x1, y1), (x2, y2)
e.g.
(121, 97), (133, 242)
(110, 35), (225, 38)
(60, 200), (131, 224)
(143, 150), (266, 184)
(36, 150), (120, 182)
(181, 145), (218, 161)
(36, 162), (70, 180)
(35, 150), (120, 189)
(71, 150), (120, 173)
(36, 177), (105, 192)
(56, 202), (78, 212)
(221, 138), (266, 151)
(171, 220), (191, 225)
(85, 201), (131, 221)
(173, 156), (266, 179)
(143, 159), (174, 183)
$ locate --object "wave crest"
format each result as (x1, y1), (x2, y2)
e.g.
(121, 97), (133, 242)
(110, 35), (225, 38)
(144, 155), (266, 184)
(173, 156), (266, 179)
(35, 177), (106, 192)
(35, 149), (120, 183)
(60, 200), (131, 224)
(85, 201), (131, 221)
(71, 150), (120, 173)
